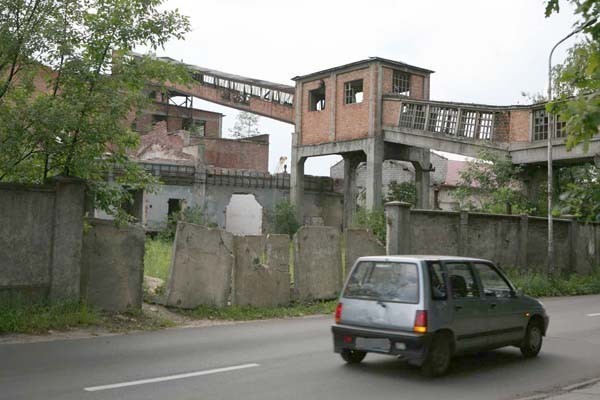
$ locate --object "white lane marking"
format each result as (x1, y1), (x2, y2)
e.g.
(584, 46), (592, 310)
(587, 313), (600, 317)
(84, 363), (260, 392)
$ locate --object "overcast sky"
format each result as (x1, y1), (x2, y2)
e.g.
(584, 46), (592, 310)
(153, 0), (580, 176)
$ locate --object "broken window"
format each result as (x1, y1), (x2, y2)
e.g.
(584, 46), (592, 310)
(428, 106), (459, 135)
(344, 79), (363, 104)
(399, 103), (426, 130)
(393, 70), (411, 96)
(152, 114), (167, 125)
(532, 109), (565, 141)
(183, 119), (206, 136)
(309, 86), (326, 111)
(167, 198), (182, 217)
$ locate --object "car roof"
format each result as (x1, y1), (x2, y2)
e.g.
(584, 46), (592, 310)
(356, 255), (494, 264)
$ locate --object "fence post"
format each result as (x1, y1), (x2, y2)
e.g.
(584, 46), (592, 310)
(519, 214), (529, 269)
(385, 201), (411, 255)
(458, 211), (469, 256)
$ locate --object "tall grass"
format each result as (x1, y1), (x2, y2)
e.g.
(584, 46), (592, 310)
(145, 239), (173, 281)
(0, 301), (98, 334)
(504, 268), (600, 297)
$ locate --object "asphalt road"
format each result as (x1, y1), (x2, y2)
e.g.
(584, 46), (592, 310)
(2, 295), (600, 400)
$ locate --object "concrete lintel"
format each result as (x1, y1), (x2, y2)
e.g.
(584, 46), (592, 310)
(295, 138), (371, 158)
(383, 128), (508, 159)
(384, 143), (430, 168)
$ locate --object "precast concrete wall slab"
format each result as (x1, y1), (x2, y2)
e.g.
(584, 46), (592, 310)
(233, 234), (290, 306)
(344, 229), (385, 278)
(293, 226), (342, 301)
(80, 219), (145, 311)
(166, 222), (234, 308)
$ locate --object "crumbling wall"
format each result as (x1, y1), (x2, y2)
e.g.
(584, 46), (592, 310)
(80, 219), (145, 311)
(166, 222), (234, 308)
(233, 235), (290, 306)
(293, 226), (342, 301)
(344, 229), (385, 277)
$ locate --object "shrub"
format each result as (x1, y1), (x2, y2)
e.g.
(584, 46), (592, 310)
(272, 200), (300, 237)
(354, 208), (386, 243)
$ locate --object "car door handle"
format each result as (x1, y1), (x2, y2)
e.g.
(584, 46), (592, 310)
(454, 305), (463, 311)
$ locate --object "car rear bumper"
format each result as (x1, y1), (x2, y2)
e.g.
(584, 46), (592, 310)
(332, 324), (432, 366)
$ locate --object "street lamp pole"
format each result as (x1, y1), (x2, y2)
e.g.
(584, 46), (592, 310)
(546, 17), (597, 277)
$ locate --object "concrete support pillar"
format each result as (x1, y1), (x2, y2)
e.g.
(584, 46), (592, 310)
(457, 211), (469, 256)
(290, 147), (306, 226)
(411, 149), (431, 210)
(342, 154), (364, 229)
(384, 201), (411, 255)
(365, 137), (384, 210)
(519, 214), (529, 268)
(49, 177), (86, 303)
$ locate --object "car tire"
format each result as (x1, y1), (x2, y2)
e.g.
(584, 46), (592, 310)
(340, 349), (366, 364)
(520, 319), (543, 358)
(421, 333), (452, 377)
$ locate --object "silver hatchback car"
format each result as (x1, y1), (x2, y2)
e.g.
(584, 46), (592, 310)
(332, 256), (549, 376)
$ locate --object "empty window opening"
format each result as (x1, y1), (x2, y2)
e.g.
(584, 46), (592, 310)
(393, 70), (411, 96)
(167, 198), (182, 217)
(309, 86), (326, 111)
(344, 80), (363, 104)
(152, 114), (167, 125)
(183, 119), (206, 136)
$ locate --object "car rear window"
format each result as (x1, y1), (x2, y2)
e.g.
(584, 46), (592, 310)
(343, 261), (419, 303)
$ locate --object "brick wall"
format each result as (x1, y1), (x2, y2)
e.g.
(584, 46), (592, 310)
(493, 111), (510, 143)
(382, 99), (401, 127)
(300, 77), (332, 145)
(335, 68), (370, 141)
(509, 109), (531, 142)
(204, 137), (269, 172)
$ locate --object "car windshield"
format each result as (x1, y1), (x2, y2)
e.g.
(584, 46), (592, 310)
(343, 261), (419, 303)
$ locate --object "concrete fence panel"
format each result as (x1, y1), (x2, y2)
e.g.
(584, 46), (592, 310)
(410, 211), (460, 256)
(294, 226), (342, 301)
(166, 222), (234, 308)
(344, 229), (385, 277)
(80, 219), (145, 312)
(232, 234), (290, 306)
(467, 214), (521, 267)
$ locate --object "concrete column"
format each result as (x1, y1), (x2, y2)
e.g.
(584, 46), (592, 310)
(568, 216), (578, 275)
(193, 138), (207, 213)
(457, 211), (469, 256)
(385, 201), (411, 255)
(342, 154), (363, 229)
(519, 214), (529, 268)
(365, 137), (384, 210)
(290, 145), (306, 226)
(410, 148), (431, 209)
(49, 177), (86, 303)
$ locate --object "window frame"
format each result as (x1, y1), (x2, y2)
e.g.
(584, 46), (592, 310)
(472, 262), (516, 298)
(443, 261), (482, 300)
(392, 70), (411, 96)
(344, 79), (364, 105)
(343, 261), (420, 304)
(308, 86), (326, 112)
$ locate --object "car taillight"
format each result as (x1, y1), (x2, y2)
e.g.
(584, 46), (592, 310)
(335, 303), (343, 324)
(414, 310), (427, 334)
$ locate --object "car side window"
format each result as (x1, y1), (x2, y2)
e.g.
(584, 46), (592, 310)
(474, 263), (513, 298)
(445, 263), (480, 299)
(427, 262), (447, 300)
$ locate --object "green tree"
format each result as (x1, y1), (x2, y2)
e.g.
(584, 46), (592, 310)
(229, 111), (260, 138)
(452, 150), (534, 215)
(545, 0), (600, 151)
(272, 200), (300, 237)
(385, 181), (417, 206)
(0, 0), (190, 222)
(557, 163), (600, 221)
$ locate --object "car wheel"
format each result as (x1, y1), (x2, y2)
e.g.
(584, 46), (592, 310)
(340, 349), (366, 364)
(421, 333), (452, 377)
(521, 319), (543, 358)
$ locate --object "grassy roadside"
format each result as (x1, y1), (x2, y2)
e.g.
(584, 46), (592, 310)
(0, 301), (174, 335)
(505, 268), (600, 297)
(179, 301), (337, 321)
(145, 238), (173, 281)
